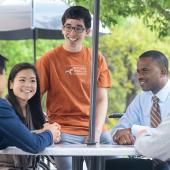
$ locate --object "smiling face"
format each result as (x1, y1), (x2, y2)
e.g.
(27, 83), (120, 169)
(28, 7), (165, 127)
(10, 69), (37, 105)
(62, 19), (90, 52)
(136, 57), (167, 94)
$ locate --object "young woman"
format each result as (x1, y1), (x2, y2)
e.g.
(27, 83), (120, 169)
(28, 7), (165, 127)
(0, 63), (60, 169)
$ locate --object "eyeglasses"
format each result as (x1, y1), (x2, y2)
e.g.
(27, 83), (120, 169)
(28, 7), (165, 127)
(63, 24), (85, 33)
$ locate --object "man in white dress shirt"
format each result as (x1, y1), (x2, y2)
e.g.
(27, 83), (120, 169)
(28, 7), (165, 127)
(134, 114), (170, 162)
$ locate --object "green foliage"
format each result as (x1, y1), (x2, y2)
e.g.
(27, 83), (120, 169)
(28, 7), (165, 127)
(65, 0), (170, 37)
(0, 40), (33, 69)
(0, 39), (63, 73)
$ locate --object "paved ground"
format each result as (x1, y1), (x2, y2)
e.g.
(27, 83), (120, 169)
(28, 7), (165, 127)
(42, 160), (87, 170)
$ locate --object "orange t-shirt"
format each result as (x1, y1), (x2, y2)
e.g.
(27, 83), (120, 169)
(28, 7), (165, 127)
(36, 45), (111, 135)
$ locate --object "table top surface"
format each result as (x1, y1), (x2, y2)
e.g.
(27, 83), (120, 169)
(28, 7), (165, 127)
(0, 144), (137, 156)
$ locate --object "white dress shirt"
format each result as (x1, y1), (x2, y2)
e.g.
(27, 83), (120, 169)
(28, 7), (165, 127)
(134, 114), (170, 161)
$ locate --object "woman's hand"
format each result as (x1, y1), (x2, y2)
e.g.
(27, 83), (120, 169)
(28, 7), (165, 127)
(43, 122), (61, 143)
(34, 122), (61, 143)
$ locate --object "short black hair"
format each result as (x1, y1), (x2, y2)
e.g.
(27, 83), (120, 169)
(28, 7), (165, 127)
(62, 6), (91, 29)
(139, 50), (169, 73)
(0, 54), (8, 74)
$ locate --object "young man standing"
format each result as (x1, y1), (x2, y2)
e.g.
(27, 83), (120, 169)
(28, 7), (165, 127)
(36, 6), (112, 170)
(134, 114), (170, 162)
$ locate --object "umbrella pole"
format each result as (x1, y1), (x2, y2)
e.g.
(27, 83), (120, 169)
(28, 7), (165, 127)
(88, 0), (100, 145)
(32, 0), (36, 64)
(87, 1), (101, 169)
(33, 29), (36, 64)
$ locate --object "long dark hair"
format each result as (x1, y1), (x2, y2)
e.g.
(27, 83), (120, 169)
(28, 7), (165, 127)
(7, 63), (45, 129)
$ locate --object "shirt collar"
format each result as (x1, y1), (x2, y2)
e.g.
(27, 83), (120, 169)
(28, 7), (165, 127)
(154, 80), (170, 102)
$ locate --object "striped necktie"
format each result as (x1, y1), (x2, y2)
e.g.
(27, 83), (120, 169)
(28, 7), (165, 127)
(150, 96), (163, 168)
(150, 96), (161, 128)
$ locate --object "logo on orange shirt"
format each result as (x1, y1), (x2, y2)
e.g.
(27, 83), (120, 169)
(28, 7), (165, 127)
(65, 65), (86, 75)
